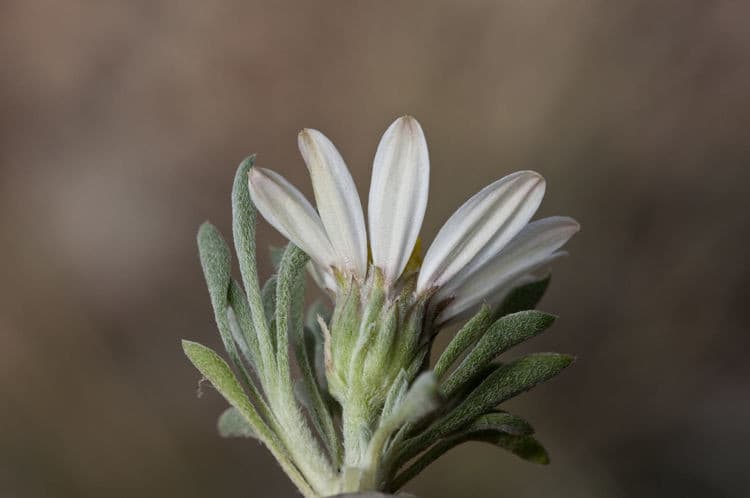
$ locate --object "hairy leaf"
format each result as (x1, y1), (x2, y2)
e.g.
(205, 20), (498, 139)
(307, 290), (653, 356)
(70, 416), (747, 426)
(442, 310), (556, 397)
(183, 341), (268, 439)
(433, 305), (492, 381)
(227, 280), (260, 369)
(389, 418), (546, 492)
(470, 411), (534, 437)
(197, 223), (260, 398)
(396, 353), (572, 465)
(231, 156), (276, 377)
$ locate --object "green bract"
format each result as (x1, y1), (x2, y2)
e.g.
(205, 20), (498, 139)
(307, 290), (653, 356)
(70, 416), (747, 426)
(183, 156), (574, 497)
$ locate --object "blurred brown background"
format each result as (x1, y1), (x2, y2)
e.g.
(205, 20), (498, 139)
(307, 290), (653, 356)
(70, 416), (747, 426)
(2, 1), (749, 497)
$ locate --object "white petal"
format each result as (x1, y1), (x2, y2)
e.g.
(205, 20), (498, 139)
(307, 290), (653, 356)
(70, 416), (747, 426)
(437, 216), (579, 322)
(442, 251), (570, 325)
(417, 171), (545, 292)
(248, 167), (336, 268)
(368, 116), (429, 282)
(299, 129), (367, 277)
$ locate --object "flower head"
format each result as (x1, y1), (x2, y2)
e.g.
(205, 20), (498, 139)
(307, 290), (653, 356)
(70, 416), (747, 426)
(186, 115), (580, 497)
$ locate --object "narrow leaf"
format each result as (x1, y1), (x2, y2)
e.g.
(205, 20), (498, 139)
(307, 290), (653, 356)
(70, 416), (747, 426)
(197, 223), (262, 402)
(182, 340), (270, 440)
(276, 249), (341, 464)
(275, 244), (309, 381)
(197, 222), (231, 313)
(388, 420), (546, 492)
(442, 310), (556, 397)
(231, 156), (275, 378)
(227, 280), (261, 369)
(397, 353), (572, 465)
(433, 305), (491, 381)
(182, 340), (316, 495)
(438, 353), (572, 439)
(470, 411), (534, 437)
(482, 433), (549, 464)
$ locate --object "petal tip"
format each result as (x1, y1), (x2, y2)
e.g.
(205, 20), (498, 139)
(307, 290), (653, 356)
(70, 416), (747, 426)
(393, 114), (424, 134)
(522, 170), (546, 187)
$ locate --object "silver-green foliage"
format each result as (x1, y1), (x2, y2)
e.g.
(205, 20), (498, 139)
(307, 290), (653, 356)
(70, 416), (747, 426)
(183, 157), (574, 497)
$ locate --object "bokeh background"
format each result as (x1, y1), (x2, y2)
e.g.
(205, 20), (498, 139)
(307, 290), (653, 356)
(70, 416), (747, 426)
(2, 1), (749, 497)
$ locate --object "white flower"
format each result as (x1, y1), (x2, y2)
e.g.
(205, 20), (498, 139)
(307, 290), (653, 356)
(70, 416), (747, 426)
(248, 115), (579, 322)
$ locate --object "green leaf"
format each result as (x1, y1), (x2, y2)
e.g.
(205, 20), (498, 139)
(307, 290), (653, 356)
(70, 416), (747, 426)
(494, 276), (550, 319)
(437, 353), (572, 438)
(182, 340), (268, 438)
(433, 305), (491, 381)
(218, 406), (258, 439)
(184, 339), (317, 495)
(470, 411), (534, 437)
(276, 246), (341, 465)
(387, 417), (546, 492)
(442, 310), (556, 397)
(197, 223), (258, 393)
(231, 156), (275, 377)
(482, 433), (549, 464)
(395, 353), (572, 467)
(267, 244), (338, 484)
(197, 222), (231, 313)
(274, 244), (309, 380)
(227, 280), (260, 369)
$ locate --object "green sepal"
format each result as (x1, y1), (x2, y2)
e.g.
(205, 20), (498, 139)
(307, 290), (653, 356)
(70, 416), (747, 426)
(218, 406), (258, 439)
(494, 276), (551, 319)
(442, 310), (556, 397)
(326, 280), (361, 399)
